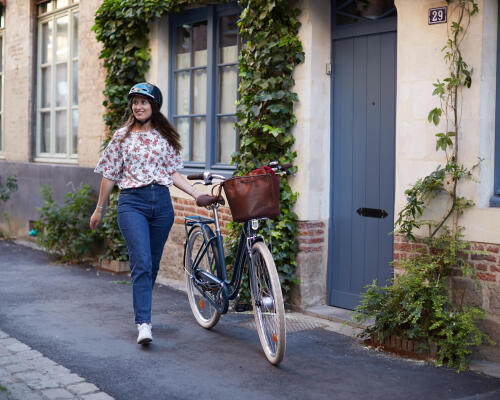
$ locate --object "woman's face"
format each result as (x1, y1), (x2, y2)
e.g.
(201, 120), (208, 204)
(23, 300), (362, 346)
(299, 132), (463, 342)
(131, 96), (153, 123)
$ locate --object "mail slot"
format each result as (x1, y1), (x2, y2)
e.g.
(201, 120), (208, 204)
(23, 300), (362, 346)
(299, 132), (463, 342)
(356, 207), (388, 219)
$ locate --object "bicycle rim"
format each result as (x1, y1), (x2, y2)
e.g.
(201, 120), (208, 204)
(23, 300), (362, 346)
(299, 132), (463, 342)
(185, 227), (220, 329)
(249, 241), (286, 365)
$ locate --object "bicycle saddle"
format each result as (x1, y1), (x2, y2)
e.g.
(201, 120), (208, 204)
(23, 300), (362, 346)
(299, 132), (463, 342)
(196, 194), (225, 207)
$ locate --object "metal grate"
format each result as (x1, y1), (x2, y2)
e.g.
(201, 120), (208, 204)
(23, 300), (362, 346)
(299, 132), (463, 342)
(240, 314), (326, 333)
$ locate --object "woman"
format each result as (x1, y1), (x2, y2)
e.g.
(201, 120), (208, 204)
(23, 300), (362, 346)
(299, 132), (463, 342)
(90, 82), (204, 345)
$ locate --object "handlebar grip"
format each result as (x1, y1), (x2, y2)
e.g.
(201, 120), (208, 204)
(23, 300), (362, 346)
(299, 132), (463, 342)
(187, 174), (204, 180)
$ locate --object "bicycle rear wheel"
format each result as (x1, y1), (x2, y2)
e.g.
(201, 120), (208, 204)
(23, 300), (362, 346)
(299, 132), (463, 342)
(185, 226), (221, 329)
(249, 241), (286, 365)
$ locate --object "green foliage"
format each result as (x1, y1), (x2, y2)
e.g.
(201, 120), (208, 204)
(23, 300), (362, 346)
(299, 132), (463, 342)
(93, 0), (304, 303)
(35, 184), (100, 263)
(357, 0), (492, 372)
(0, 175), (18, 203)
(100, 192), (128, 261)
(354, 230), (493, 372)
(222, 0), (304, 302)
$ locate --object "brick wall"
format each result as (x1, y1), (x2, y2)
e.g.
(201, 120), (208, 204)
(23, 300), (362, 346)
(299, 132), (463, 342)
(157, 196), (232, 281)
(394, 235), (500, 362)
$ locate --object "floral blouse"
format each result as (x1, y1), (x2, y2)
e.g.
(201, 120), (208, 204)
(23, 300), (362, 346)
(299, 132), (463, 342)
(94, 128), (183, 190)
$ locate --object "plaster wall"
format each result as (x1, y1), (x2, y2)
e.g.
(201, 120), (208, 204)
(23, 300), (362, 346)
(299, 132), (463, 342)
(395, 0), (500, 244)
(293, 0), (332, 222)
(77, 0), (107, 168)
(3, 0), (34, 162)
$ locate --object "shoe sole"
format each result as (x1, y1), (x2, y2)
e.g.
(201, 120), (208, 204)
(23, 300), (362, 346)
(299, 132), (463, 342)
(137, 337), (152, 345)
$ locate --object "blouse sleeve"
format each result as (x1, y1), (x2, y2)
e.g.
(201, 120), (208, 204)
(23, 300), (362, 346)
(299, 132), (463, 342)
(94, 131), (124, 182)
(172, 149), (184, 172)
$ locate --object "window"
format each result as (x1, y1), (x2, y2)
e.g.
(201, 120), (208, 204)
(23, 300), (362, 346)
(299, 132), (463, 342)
(169, 3), (240, 173)
(36, 0), (79, 161)
(492, 3), (500, 206)
(0, 5), (4, 155)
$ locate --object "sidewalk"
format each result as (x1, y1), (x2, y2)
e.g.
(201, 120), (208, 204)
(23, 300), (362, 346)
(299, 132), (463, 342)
(0, 329), (113, 400)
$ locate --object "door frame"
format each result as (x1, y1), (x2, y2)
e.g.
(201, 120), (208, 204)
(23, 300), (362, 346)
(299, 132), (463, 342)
(326, 2), (397, 308)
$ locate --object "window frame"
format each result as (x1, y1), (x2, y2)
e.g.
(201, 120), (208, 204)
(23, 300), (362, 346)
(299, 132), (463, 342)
(168, 2), (240, 175)
(491, 3), (500, 206)
(35, 1), (79, 163)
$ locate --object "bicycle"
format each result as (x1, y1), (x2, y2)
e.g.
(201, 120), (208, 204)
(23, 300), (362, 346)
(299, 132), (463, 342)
(183, 161), (291, 365)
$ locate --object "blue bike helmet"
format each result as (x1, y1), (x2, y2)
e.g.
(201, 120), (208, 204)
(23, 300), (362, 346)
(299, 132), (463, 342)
(128, 82), (163, 108)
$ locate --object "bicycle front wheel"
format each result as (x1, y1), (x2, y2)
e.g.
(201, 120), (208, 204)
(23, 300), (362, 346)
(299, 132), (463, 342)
(185, 226), (221, 329)
(249, 241), (286, 365)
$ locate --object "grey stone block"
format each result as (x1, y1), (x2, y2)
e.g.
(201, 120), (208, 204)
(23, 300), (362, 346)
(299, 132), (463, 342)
(41, 388), (76, 400)
(52, 373), (84, 386)
(43, 365), (71, 376)
(0, 339), (17, 347)
(4, 363), (32, 374)
(0, 357), (18, 367)
(27, 357), (57, 371)
(5, 343), (30, 353)
(1, 383), (45, 400)
(82, 393), (114, 400)
(67, 382), (99, 395)
(450, 277), (482, 308)
(0, 331), (9, 339)
(488, 285), (500, 315)
(14, 350), (43, 362)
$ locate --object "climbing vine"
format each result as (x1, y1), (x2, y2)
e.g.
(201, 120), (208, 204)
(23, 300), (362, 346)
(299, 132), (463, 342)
(93, 0), (303, 302)
(225, 0), (303, 301)
(354, 0), (493, 371)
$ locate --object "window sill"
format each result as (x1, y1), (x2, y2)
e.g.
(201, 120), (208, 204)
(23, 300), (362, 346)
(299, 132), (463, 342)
(489, 195), (500, 207)
(33, 156), (78, 165)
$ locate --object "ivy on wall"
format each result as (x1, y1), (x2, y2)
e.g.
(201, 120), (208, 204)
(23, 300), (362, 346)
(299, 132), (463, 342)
(93, 0), (304, 302)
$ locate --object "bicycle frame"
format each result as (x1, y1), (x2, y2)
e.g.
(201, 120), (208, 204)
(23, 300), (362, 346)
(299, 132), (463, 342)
(183, 205), (266, 314)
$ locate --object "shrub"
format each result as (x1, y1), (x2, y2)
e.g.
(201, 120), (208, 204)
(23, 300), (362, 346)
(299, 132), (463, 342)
(354, 229), (493, 372)
(0, 175), (18, 203)
(35, 184), (100, 263)
(100, 191), (128, 261)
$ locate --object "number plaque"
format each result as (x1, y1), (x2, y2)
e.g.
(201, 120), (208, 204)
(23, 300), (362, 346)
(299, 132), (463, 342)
(429, 6), (447, 25)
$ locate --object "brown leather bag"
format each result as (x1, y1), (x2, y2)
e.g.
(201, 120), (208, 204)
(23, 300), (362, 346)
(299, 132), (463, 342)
(222, 171), (280, 222)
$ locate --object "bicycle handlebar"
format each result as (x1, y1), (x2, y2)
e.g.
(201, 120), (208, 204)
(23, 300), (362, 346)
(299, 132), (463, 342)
(188, 161), (294, 186)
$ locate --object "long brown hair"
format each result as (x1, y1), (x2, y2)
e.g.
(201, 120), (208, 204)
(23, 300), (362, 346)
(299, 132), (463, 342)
(121, 96), (182, 153)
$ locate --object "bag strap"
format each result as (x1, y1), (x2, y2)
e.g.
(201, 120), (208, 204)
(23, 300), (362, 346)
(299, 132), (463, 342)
(211, 182), (223, 198)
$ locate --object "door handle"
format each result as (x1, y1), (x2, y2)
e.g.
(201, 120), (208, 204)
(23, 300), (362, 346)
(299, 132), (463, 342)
(356, 208), (388, 219)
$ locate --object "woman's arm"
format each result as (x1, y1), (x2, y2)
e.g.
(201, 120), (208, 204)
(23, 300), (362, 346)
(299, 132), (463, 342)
(172, 171), (202, 199)
(89, 177), (115, 230)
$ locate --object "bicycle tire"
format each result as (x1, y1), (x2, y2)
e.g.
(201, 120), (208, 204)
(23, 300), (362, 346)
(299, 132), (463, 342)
(185, 226), (221, 329)
(249, 241), (286, 365)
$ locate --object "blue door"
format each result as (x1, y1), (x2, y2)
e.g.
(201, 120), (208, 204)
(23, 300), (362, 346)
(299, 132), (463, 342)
(328, 2), (397, 310)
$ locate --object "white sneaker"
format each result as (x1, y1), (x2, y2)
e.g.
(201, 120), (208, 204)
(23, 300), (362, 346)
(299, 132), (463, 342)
(137, 323), (153, 345)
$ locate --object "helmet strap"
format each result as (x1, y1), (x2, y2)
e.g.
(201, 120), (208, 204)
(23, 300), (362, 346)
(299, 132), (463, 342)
(135, 116), (152, 126)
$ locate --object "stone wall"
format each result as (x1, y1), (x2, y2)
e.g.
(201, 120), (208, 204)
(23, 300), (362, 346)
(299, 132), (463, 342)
(394, 235), (500, 362)
(291, 220), (328, 308)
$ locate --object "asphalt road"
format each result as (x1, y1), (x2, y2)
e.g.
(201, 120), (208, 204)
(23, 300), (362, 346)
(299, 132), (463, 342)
(1, 240), (500, 400)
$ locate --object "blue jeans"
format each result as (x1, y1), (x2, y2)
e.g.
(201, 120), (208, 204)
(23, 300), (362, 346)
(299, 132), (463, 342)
(117, 183), (174, 324)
